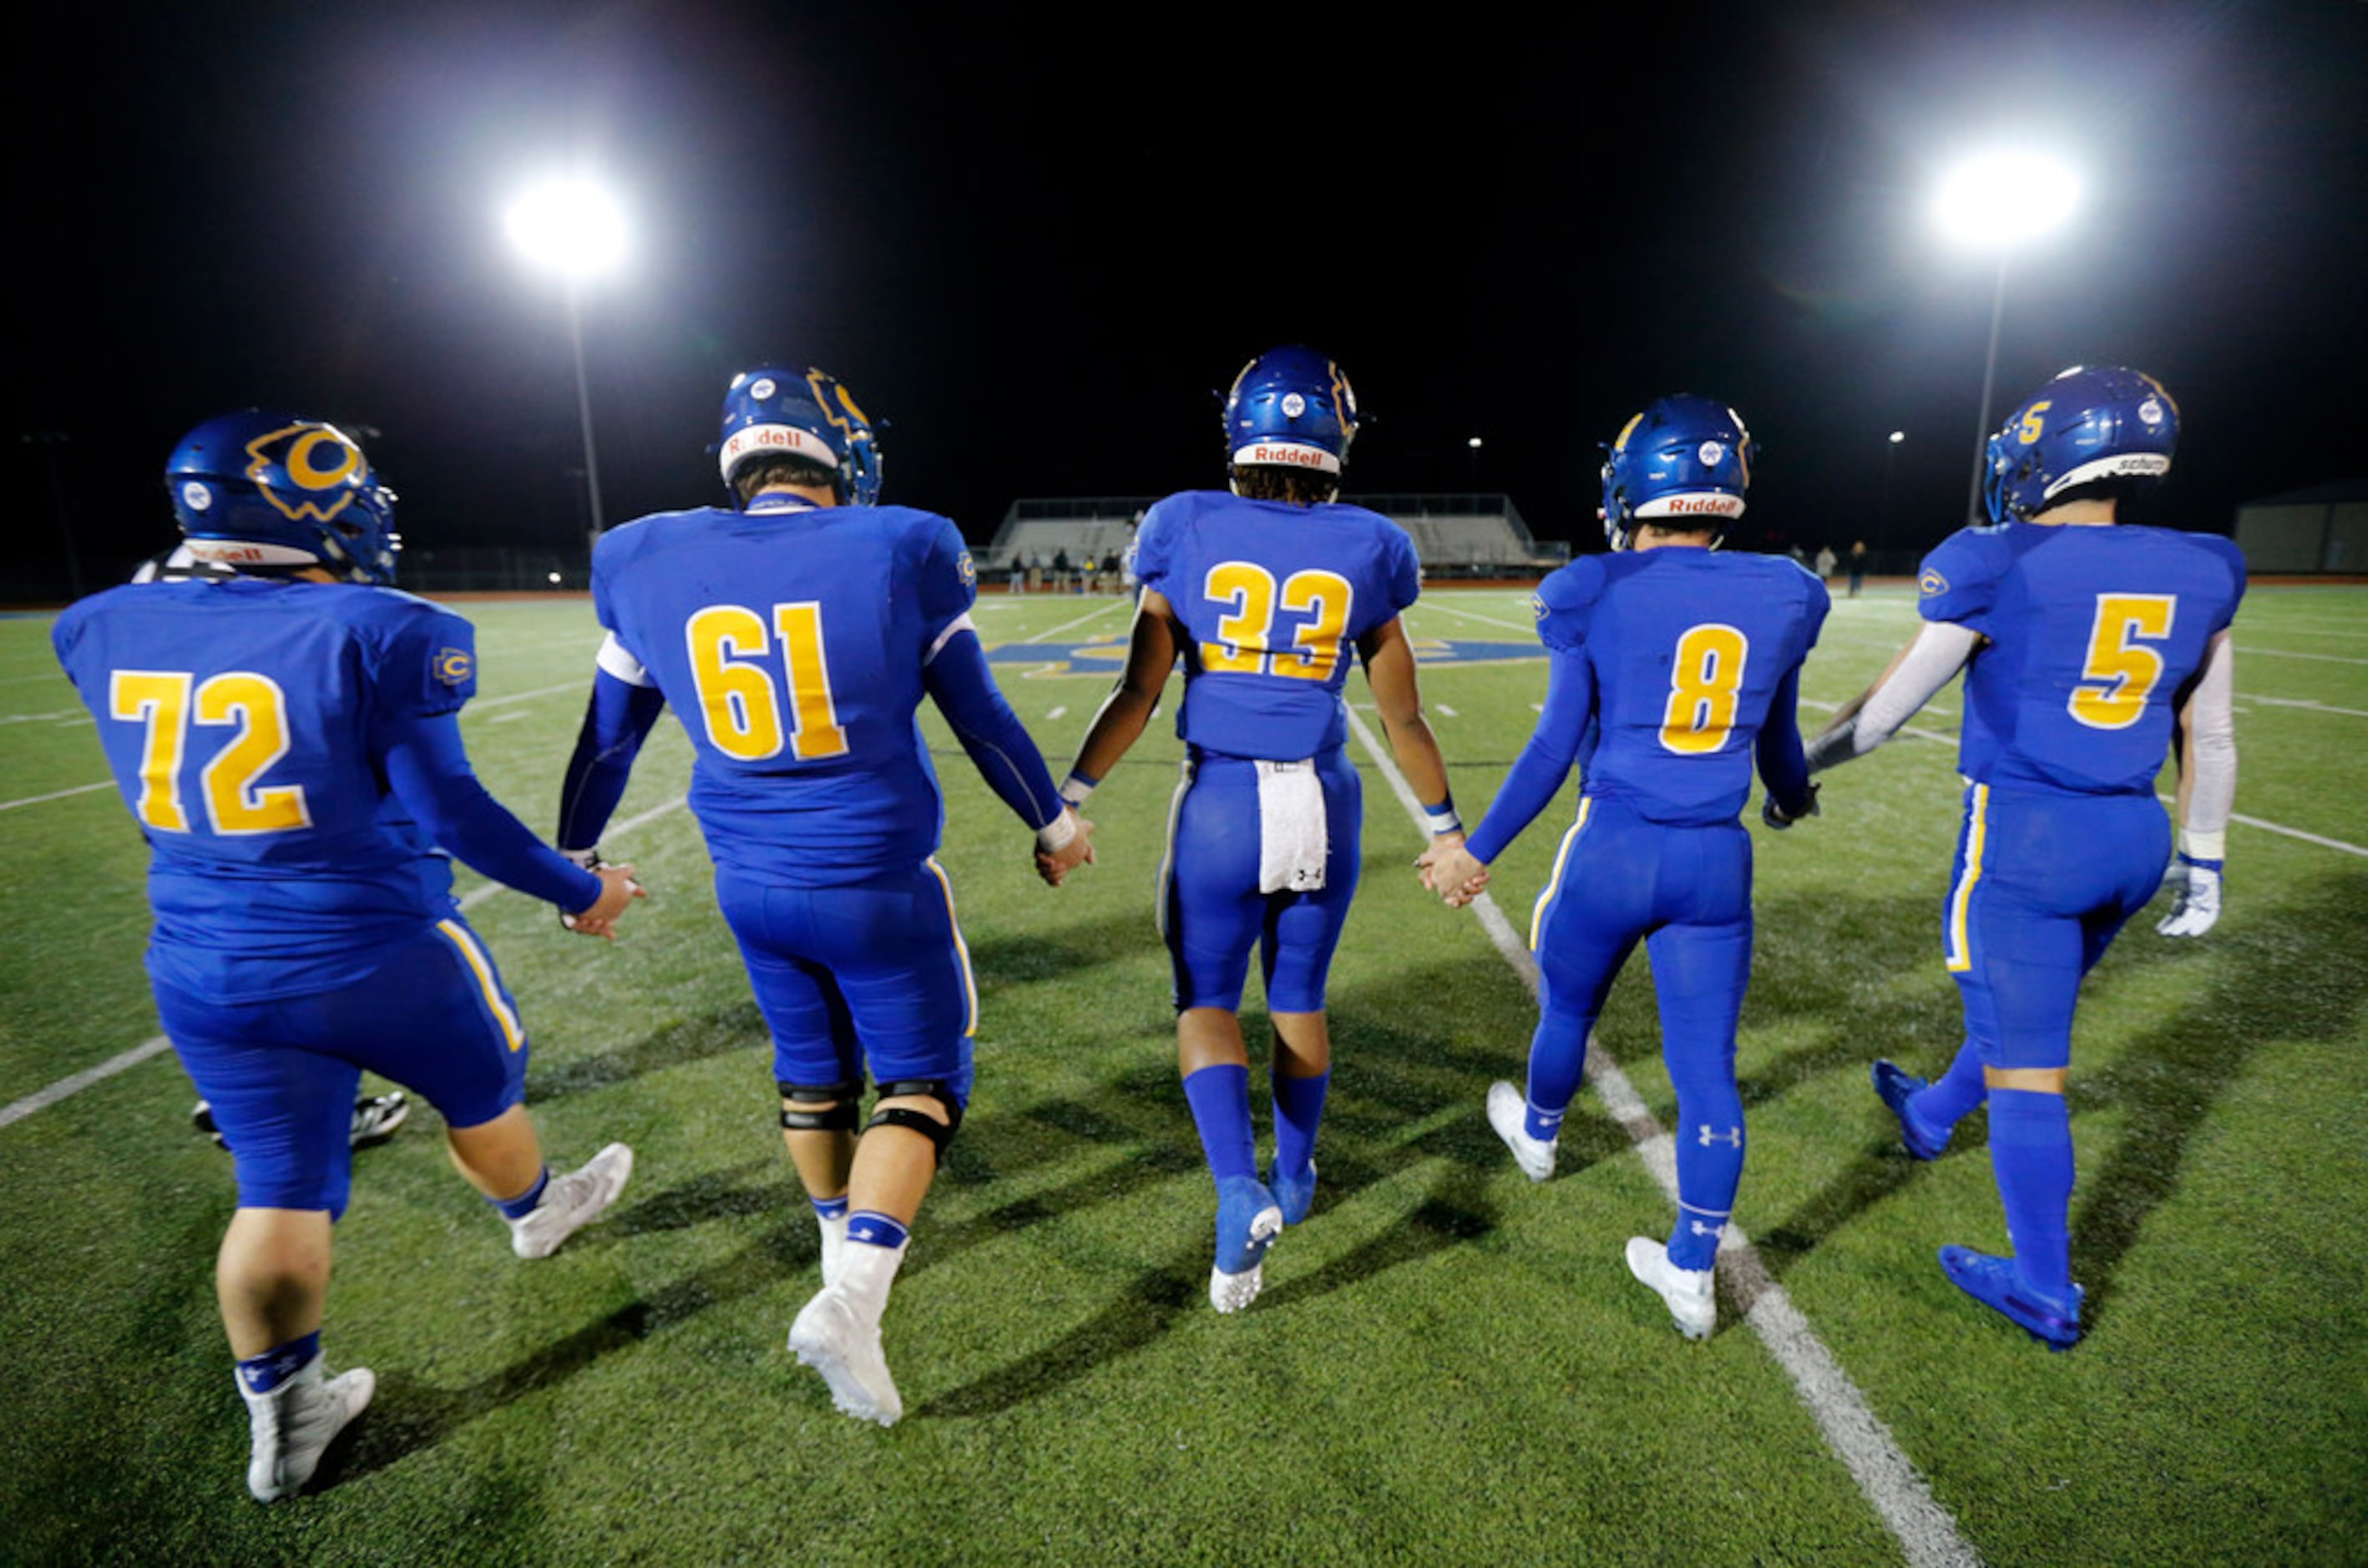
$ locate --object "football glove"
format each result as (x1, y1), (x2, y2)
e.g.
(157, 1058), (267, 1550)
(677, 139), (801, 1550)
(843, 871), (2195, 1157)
(2156, 855), (2222, 938)
(1761, 783), (1820, 831)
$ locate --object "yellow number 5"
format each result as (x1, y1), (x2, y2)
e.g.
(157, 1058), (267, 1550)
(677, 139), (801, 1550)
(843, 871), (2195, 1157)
(1660, 624), (1750, 756)
(2068, 594), (2176, 731)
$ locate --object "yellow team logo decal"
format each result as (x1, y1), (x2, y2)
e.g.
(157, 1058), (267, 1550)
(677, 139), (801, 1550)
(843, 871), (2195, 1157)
(434, 648), (474, 687)
(244, 422), (368, 524)
(1920, 568), (1950, 597)
(957, 551), (978, 589)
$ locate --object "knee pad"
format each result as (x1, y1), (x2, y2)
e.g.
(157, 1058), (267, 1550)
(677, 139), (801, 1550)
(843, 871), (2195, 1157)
(778, 1080), (864, 1133)
(864, 1078), (965, 1165)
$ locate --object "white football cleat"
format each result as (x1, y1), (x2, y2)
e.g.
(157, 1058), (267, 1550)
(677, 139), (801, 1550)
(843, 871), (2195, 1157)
(1626, 1237), (1715, 1340)
(242, 1362), (375, 1502)
(789, 1285), (903, 1426)
(1487, 1081), (1556, 1182)
(509, 1143), (634, 1260)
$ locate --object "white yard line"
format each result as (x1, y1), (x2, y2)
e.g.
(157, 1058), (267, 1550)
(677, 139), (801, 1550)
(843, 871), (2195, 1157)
(1022, 600), (1128, 645)
(2239, 647), (2368, 667)
(0, 795), (691, 1131)
(0, 780), (115, 813)
(1411, 599), (1538, 635)
(1345, 706), (1981, 1568)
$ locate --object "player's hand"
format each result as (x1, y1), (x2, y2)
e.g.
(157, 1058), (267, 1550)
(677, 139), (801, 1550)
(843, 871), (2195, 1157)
(2156, 856), (2221, 938)
(1762, 783), (1820, 831)
(1417, 837), (1489, 908)
(1035, 809), (1095, 888)
(564, 864), (645, 940)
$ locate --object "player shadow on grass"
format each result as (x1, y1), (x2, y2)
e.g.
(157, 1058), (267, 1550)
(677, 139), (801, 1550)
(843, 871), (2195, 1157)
(524, 1000), (771, 1106)
(963, 908), (1171, 990)
(1737, 873), (2368, 1334)
(2071, 867), (2368, 1323)
(321, 1219), (808, 1488)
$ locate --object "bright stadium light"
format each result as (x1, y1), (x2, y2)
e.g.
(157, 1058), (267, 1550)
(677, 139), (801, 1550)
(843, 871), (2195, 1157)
(505, 177), (629, 542)
(1934, 150), (2081, 522)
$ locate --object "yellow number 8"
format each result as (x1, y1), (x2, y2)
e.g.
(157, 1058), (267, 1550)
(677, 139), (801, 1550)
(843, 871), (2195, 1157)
(1660, 624), (1751, 756)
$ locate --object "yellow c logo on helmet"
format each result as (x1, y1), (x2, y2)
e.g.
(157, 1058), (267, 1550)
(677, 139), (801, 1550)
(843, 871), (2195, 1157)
(244, 422), (366, 523)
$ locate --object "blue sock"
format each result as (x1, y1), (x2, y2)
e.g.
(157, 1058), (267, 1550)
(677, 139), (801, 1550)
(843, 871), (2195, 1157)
(845, 1211), (909, 1251)
(1525, 1010), (1591, 1142)
(1667, 1075), (1745, 1272)
(1987, 1089), (2075, 1302)
(236, 1331), (321, 1396)
(491, 1167), (550, 1222)
(1181, 1065), (1257, 1184)
(1914, 1040), (1988, 1134)
(811, 1195), (850, 1222)
(1270, 1069), (1328, 1179)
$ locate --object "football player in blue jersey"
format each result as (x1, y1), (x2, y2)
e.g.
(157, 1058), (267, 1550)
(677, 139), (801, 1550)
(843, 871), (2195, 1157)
(555, 365), (1089, 1425)
(52, 412), (645, 1502)
(1419, 395), (1827, 1340)
(1806, 366), (2242, 1348)
(1058, 346), (1461, 1313)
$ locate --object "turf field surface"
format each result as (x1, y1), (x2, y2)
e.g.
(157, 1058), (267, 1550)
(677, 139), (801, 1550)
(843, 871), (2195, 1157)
(2, 584), (2362, 1565)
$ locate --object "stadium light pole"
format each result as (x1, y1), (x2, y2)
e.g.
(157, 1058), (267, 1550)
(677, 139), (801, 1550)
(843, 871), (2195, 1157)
(504, 178), (629, 551)
(1933, 151), (2079, 523)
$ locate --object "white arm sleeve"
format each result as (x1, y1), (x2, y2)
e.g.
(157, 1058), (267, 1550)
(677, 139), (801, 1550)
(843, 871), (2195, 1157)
(595, 630), (655, 687)
(1851, 621), (1981, 755)
(2180, 630), (2237, 856)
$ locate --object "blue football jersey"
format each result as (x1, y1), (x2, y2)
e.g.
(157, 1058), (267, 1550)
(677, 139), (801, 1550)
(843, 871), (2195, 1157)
(1133, 490), (1422, 759)
(1536, 549), (1829, 825)
(590, 498), (978, 883)
(53, 577), (480, 999)
(1916, 522), (2246, 795)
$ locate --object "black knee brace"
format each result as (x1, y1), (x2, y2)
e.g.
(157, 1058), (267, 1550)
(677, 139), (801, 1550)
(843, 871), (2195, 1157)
(778, 1079), (864, 1133)
(864, 1078), (965, 1164)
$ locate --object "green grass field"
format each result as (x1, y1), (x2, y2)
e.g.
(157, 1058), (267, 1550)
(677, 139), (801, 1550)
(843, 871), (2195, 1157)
(2, 583), (2363, 1565)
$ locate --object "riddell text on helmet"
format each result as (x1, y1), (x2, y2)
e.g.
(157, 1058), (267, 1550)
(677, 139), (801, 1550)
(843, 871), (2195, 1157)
(1247, 444), (1330, 469)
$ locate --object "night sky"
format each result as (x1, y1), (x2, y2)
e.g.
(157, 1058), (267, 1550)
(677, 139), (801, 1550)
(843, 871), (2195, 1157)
(9, 1), (2365, 599)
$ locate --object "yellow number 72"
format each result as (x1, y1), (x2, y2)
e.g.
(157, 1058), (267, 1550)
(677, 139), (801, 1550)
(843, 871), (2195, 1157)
(108, 670), (312, 835)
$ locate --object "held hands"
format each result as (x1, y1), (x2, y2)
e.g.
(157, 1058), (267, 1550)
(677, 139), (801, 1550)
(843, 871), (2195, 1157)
(1416, 833), (1490, 908)
(2155, 856), (2222, 938)
(1761, 782), (1821, 831)
(564, 864), (645, 940)
(1034, 807), (1096, 888)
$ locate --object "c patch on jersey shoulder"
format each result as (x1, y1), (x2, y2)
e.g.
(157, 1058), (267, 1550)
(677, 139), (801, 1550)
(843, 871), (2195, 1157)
(1919, 568), (1950, 598)
(1531, 593), (1549, 621)
(433, 647), (474, 687)
(957, 551), (978, 589)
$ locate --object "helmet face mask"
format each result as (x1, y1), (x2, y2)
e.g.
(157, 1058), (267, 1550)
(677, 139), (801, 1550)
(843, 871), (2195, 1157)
(1222, 346), (1359, 498)
(165, 412), (399, 584)
(1984, 365), (2178, 524)
(1599, 394), (1753, 551)
(716, 365), (882, 508)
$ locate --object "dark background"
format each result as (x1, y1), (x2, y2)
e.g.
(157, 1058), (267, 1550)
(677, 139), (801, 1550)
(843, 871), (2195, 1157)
(8, 1), (2364, 597)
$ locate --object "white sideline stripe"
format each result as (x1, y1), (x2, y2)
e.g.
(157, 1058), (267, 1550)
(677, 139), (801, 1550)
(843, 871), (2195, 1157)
(0, 780), (114, 813)
(1794, 699), (2368, 857)
(1344, 706), (1979, 1568)
(2240, 647), (2368, 667)
(1412, 599), (1536, 635)
(468, 680), (585, 711)
(2244, 695), (2368, 719)
(0, 795), (691, 1132)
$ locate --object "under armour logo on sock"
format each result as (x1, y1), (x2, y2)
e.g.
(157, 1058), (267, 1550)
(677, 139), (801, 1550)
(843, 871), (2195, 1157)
(1688, 1219), (1728, 1241)
(1698, 1125), (1743, 1148)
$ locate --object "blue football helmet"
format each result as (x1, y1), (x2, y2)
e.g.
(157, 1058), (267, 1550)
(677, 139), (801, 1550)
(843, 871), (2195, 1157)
(165, 412), (399, 584)
(1984, 365), (2178, 524)
(716, 365), (882, 507)
(1223, 346), (1359, 483)
(1599, 394), (1753, 550)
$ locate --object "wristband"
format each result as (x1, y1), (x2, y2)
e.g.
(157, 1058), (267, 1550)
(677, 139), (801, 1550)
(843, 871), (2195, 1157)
(2177, 852), (2224, 875)
(2179, 829), (2226, 862)
(1421, 796), (1462, 837)
(1037, 810), (1079, 852)
(1059, 771), (1098, 807)
(562, 846), (603, 870)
